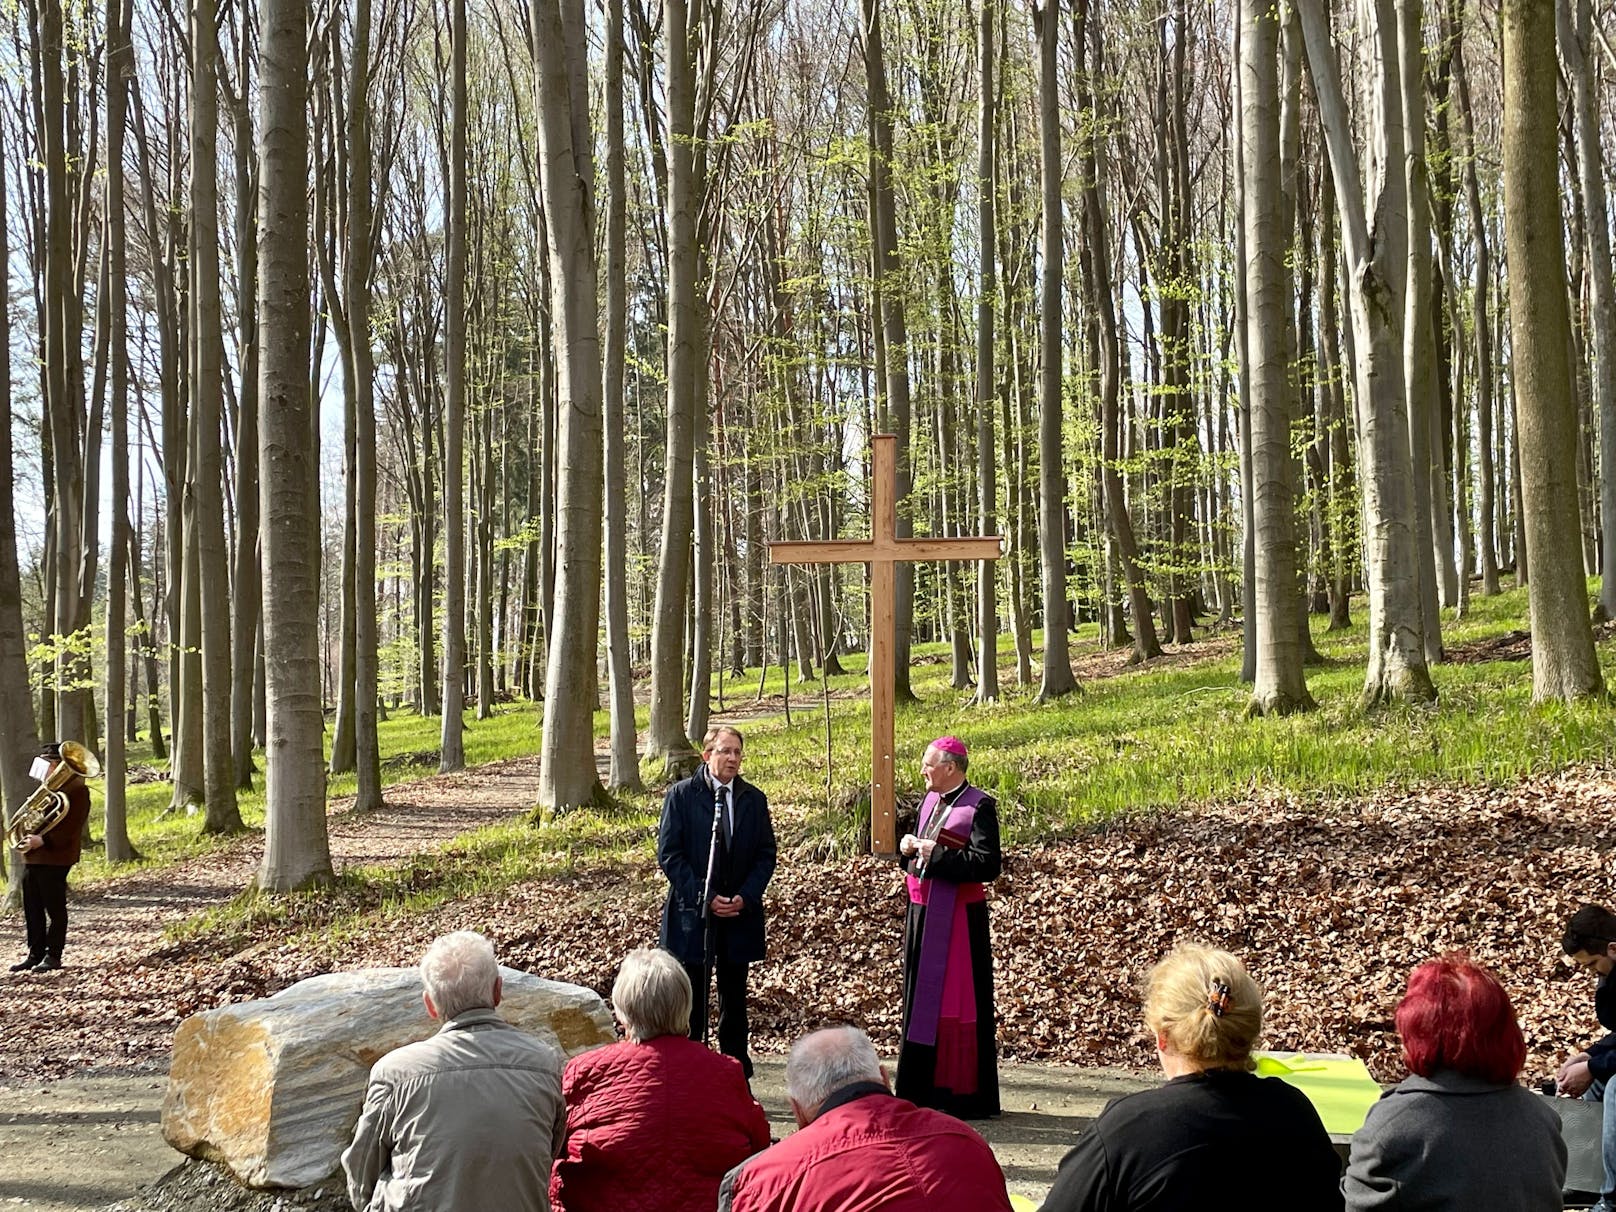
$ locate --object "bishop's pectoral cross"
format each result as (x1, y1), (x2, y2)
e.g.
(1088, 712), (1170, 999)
(769, 434), (1002, 856)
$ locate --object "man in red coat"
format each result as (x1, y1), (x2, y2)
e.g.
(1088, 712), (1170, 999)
(718, 1027), (1011, 1212)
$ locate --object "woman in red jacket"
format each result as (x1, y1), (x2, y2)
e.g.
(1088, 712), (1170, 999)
(550, 947), (771, 1212)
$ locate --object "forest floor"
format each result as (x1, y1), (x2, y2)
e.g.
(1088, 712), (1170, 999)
(4, 752), (1616, 1206)
(5, 608), (1616, 1206)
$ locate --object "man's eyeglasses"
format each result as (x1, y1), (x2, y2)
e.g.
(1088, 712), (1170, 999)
(710, 746), (742, 757)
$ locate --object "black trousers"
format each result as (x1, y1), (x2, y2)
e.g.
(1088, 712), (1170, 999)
(684, 954), (752, 1078)
(22, 864), (70, 961)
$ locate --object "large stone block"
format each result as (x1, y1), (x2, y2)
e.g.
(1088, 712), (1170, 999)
(162, 967), (614, 1189)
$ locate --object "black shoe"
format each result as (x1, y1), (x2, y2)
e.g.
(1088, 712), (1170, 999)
(9, 955), (42, 972)
(34, 956), (61, 971)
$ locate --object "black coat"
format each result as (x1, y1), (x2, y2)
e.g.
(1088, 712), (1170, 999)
(1041, 1069), (1344, 1212)
(657, 764), (776, 966)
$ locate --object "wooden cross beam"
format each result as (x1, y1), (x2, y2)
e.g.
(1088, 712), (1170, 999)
(769, 434), (1002, 856)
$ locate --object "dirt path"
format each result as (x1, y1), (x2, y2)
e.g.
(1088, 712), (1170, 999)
(0, 757), (549, 1083)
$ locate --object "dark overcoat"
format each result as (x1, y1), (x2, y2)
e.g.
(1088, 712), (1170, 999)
(657, 764), (776, 966)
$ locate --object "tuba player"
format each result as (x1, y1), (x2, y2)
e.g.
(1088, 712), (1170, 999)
(9, 742), (92, 972)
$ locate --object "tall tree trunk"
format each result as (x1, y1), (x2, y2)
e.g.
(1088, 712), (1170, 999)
(104, 0), (135, 861)
(1243, 0), (1315, 715)
(602, 0), (642, 791)
(256, 0), (332, 891)
(37, 0), (88, 747)
(192, 0), (243, 833)
(1501, 0), (1605, 700)
(646, 0), (704, 772)
(1398, 0), (1445, 663)
(230, 37), (262, 790)
(0, 120), (41, 908)
(440, 0), (469, 772)
(864, 0), (919, 701)
(1298, 0), (1435, 705)
(534, 0), (609, 811)
(973, 0), (998, 706)
(1454, 39), (1499, 596)
(1558, 0), (1616, 620)
(1034, 0), (1075, 700)
(347, 0), (382, 809)
(1078, 0), (1160, 662)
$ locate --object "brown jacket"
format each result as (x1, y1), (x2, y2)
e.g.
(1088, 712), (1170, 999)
(25, 778), (90, 867)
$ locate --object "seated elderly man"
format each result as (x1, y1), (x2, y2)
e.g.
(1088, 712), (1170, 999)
(550, 947), (769, 1212)
(718, 1026), (1011, 1212)
(341, 931), (566, 1212)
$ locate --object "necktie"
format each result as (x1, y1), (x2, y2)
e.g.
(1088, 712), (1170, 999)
(721, 787), (733, 847)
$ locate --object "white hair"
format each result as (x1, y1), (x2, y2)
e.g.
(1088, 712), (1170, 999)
(785, 1026), (883, 1116)
(420, 931), (500, 1020)
(612, 947), (692, 1042)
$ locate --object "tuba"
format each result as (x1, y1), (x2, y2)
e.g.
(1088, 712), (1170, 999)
(5, 741), (99, 849)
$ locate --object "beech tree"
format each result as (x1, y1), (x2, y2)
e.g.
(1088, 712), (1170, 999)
(257, 0), (333, 892)
(1502, 0), (1605, 701)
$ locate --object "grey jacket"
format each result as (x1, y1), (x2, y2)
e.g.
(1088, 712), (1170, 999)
(1342, 1070), (1566, 1211)
(342, 1008), (567, 1212)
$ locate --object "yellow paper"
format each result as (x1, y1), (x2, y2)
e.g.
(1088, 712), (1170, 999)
(1255, 1051), (1384, 1136)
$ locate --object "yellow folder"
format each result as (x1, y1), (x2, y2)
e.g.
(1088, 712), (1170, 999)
(1254, 1051), (1385, 1137)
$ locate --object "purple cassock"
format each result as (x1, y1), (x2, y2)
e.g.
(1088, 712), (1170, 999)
(894, 782), (1002, 1120)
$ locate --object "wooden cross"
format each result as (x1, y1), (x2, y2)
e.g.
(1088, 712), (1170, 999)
(769, 434), (1002, 856)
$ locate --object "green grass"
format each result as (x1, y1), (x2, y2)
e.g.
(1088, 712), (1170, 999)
(75, 583), (1616, 907)
(725, 583), (1616, 844)
(73, 700), (577, 883)
(169, 804), (663, 953)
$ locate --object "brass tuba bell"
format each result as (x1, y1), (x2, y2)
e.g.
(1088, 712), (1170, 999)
(5, 741), (99, 850)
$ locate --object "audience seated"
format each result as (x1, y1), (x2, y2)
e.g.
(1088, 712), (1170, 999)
(719, 1025), (1011, 1212)
(1040, 943), (1343, 1211)
(549, 947), (769, 1212)
(341, 930), (565, 1212)
(1342, 954), (1565, 1211)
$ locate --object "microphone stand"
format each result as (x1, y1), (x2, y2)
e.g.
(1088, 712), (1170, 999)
(698, 780), (724, 1045)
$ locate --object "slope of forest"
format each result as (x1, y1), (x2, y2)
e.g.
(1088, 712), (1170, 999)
(5, 599), (1615, 1094)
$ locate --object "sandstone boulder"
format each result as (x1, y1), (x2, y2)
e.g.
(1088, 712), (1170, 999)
(162, 967), (614, 1189)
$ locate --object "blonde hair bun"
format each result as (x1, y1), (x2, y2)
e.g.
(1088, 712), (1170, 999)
(1143, 944), (1263, 1070)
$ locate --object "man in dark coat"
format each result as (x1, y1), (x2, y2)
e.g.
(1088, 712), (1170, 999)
(657, 725), (776, 1078)
(895, 735), (1001, 1119)
(9, 741), (93, 972)
(1556, 903), (1616, 1212)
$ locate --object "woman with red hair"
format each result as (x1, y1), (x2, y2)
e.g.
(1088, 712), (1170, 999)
(1343, 955), (1565, 1210)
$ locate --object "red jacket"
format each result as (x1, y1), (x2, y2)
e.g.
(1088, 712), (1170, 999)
(719, 1084), (1012, 1212)
(549, 1034), (770, 1212)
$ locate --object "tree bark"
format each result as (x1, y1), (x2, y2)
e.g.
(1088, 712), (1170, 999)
(1558, 0), (1616, 620)
(602, 0), (643, 791)
(1297, 0), (1435, 705)
(0, 119), (41, 908)
(1501, 0), (1605, 700)
(1034, 0), (1075, 700)
(190, 0), (243, 833)
(973, 0), (998, 706)
(534, 0), (610, 812)
(646, 0), (704, 773)
(347, 0), (382, 809)
(864, 0), (919, 701)
(256, 0), (333, 891)
(1243, 0), (1315, 715)
(104, 0), (136, 861)
(229, 30), (262, 791)
(440, 0), (469, 771)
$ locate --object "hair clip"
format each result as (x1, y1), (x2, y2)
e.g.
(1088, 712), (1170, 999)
(1207, 978), (1231, 1018)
